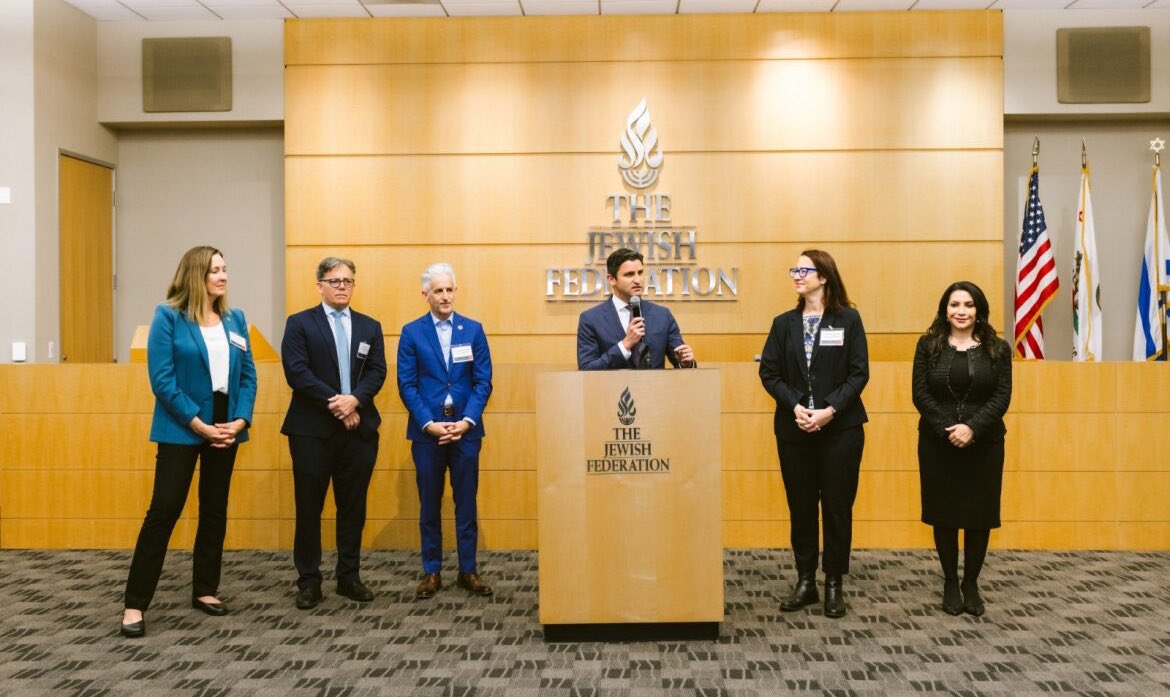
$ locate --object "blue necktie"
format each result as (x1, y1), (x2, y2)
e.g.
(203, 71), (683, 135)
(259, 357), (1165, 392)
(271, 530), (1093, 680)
(332, 310), (350, 394)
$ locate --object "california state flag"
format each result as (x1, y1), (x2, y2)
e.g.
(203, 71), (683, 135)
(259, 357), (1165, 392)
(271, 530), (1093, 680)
(1072, 162), (1102, 361)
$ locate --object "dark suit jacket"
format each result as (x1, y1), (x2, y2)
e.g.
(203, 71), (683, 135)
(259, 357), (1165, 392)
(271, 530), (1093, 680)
(577, 298), (686, 370)
(912, 336), (1012, 443)
(280, 304), (387, 440)
(147, 303), (257, 445)
(396, 312), (493, 442)
(759, 306), (869, 442)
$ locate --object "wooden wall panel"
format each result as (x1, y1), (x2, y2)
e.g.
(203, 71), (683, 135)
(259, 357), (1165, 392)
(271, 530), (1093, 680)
(1, 362), (1168, 550)
(284, 243), (1005, 336)
(286, 152), (1003, 246)
(365, 333), (921, 367)
(285, 13), (1003, 65)
(286, 59), (1002, 156)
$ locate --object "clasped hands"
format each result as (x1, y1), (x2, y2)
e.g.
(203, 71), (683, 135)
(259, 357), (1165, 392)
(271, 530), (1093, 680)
(191, 417), (246, 447)
(945, 423), (974, 448)
(794, 404), (834, 433)
(329, 394), (361, 431)
(425, 420), (471, 445)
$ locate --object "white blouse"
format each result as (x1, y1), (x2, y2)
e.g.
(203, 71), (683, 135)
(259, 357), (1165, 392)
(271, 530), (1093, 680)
(200, 323), (230, 394)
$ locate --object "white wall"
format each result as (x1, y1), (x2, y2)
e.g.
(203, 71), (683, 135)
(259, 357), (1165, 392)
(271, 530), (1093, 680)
(1005, 10), (1170, 116)
(0, 1), (37, 364)
(114, 128), (284, 363)
(98, 20), (283, 125)
(1003, 9), (1170, 360)
(34, 0), (118, 363)
(1003, 120), (1170, 361)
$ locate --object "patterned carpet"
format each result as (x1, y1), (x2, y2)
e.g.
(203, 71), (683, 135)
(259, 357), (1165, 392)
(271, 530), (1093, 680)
(1, 548), (1168, 696)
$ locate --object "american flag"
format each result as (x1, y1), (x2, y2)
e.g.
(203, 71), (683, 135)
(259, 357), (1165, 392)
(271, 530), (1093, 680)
(1014, 166), (1059, 359)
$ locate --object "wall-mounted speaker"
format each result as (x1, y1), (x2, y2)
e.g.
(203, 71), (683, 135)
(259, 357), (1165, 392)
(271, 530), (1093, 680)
(1056, 27), (1150, 105)
(142, 37), (232, 113)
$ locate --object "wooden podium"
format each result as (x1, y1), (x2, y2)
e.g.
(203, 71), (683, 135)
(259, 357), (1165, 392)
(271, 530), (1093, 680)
(536, 369), (723, 637)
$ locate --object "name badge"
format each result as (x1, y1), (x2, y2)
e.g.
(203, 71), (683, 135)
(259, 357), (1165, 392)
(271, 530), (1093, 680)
(451, 343), (474, 363)
(820, 328), (844, 347)
(228, 331), (248, 351)
(357, 341), (370, 358)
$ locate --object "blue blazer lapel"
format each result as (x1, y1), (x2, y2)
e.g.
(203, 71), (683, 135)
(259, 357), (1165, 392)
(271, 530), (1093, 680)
(450, 314), (468, 373)
(223, 311), (240, 386)
(184, 314), (211, 373)
(422, 313), (450, 376)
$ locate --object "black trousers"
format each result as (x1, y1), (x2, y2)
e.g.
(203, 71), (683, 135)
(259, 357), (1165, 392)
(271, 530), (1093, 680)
(124, 393), (237, 611)
(776, 426), (865, 576)
(289, 430), (378, 590)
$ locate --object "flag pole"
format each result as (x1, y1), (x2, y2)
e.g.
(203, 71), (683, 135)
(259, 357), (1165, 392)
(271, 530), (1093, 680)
(1154, 138), (1168, 359)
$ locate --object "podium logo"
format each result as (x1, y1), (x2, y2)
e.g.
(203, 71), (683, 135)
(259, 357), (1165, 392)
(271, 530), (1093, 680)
(617, 387), (637, 425)
(585, 387), (670, 475)
(618, 98), (663, 189)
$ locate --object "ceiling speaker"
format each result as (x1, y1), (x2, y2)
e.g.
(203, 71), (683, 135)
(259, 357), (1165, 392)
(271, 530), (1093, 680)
(1056, 27), (1150, 105)
(142, 37), (232, 113)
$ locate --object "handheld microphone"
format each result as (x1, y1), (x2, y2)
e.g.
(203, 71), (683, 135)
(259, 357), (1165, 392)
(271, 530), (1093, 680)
(628, 296), (649, 368)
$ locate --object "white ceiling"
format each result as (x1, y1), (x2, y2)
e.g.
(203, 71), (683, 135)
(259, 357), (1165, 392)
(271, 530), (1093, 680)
(59, 0), (1170, 22)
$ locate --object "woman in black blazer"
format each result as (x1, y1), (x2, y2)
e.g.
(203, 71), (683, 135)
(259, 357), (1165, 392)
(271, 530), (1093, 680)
(912, 281), (1012, 617)
(759, 249), (869, 619)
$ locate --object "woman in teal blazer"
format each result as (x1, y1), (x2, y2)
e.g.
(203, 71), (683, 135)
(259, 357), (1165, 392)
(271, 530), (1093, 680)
(120, 246), (257, 638)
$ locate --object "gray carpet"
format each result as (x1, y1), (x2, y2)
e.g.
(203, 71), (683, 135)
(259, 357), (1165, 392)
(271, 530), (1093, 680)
(1, 548), (1168, 696)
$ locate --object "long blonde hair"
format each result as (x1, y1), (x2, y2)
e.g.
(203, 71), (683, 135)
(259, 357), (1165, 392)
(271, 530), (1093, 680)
(165, 246), (229, 322)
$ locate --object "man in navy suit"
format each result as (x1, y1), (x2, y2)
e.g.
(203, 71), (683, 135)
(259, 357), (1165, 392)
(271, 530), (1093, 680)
(281, 257), (387, 610)
(397, 263), (494, 599)
(577, 248), (696, 370)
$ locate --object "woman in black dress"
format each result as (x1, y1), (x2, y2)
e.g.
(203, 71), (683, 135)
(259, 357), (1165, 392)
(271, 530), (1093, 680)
(912, 281), (1011, 617)
(760, 250), (869, 618)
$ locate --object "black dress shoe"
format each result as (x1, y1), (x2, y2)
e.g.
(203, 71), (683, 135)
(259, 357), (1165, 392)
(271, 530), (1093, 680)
(456, 572), (494, 597)
(961, 580), (985, 617)
(295, 586), (323, 610)
(191, 598), (229, 616)
(120, 620), (145, 638)
(337, 580), (374, 603)
(779, 574), (818, 612)
(823, 575), (847, 618)
(941, 578), (963, 616)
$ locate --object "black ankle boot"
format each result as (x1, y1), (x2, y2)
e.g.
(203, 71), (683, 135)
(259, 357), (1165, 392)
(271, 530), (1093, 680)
(779, 573), (818, 612)
(823, 575), (846, 618)
(961, 579), (984, 617)
(942, 578), (962, 616)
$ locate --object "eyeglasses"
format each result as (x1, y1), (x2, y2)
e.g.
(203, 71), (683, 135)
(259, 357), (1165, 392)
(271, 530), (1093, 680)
(788, 267), (817, 279)
(320, 278), (356, 289)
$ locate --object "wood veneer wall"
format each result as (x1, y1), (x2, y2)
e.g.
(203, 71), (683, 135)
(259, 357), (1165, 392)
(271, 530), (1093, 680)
(1, 362), (1167, 550)
(283, 12), (1004, 363)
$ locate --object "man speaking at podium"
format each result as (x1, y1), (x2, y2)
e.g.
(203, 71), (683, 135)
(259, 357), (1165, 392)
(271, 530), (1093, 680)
(577, 248), (696, 370)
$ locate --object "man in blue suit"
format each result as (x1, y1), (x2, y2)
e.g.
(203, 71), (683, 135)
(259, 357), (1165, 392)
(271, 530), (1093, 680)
(577, 248), (696, 370)
(281, 257), (387, 610)
(397, 263), (494, 599)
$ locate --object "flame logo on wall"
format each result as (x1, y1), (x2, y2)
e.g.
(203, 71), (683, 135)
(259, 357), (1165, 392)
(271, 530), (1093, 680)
(617, 387), (637, 425)
(618, 98), (663, 189)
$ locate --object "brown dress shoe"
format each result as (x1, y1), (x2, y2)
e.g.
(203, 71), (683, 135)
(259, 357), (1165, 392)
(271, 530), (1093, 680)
(456, 572), (494, 597)
(415, 573), (441, 599)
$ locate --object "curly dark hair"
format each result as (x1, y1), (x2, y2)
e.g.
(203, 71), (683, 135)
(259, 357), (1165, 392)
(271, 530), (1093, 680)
(921, 281), (1010, 365)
